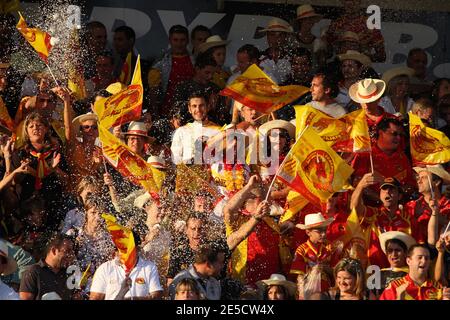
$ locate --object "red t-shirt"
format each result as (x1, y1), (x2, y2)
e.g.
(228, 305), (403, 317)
(380, 274), (443, 300)
(163, 55), (194, 109)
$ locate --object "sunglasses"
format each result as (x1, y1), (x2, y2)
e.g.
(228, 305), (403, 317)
(81, 125), (98, 130)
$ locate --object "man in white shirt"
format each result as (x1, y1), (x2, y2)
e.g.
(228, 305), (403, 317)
(169, 243), (225, 300)
(89, 232), (163, 300)
(171, 93), (221, 165)
(306, 72), (347, 118)
(0, 239), (19, 300)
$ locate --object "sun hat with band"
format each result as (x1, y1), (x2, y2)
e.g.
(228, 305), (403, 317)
(258, 120), (295, 140)
(413, 164), (450, 184)
(296, 4), (322, 20)
(296, 212), (334, 230)
(379, 231), (416, 255)
(197, 35), (230, 54)
(261, 17), (294, 33)
(349, 78), (386, 104)
(338, 50), (372, 67)
(256, 273), (297, 298)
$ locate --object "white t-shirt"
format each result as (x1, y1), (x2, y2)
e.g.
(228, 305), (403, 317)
(0, 280), (19, 300)
(90, 256), (162, 300)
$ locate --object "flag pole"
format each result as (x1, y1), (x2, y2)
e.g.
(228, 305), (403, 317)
(442, 219), (450, 238)
(264, 126), (309, 201)
(45, 63), (59, 87)
(426, 172), (435, 200)
(369, 152), (374, 174)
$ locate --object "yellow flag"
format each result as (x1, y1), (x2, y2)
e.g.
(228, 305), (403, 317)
(277, 127), (354, 205)
(98, 124), (159, 195)
(94, 55), (143, 129)
(295, 106), (371, 152)
(220, 64), (309, 114)
(280, 190), (309, 223)
(101, 214), (136, 273)
(119, 52), (132, 85)
(409, 112), (450, 165)
(16, 12), (52, 64)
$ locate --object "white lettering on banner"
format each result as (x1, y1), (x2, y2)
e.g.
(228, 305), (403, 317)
(366, 265), (381, 290)
(90, 7), (152, 39)
(66, 265), (81, 290)
(157, 10), (226, 35)
(376, 22), (438, 73)
(366, 5), (381, 30)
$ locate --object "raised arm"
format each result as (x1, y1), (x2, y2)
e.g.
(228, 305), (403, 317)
(350, 173), (380, 218)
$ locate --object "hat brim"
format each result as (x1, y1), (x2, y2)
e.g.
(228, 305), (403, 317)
(260, 27), (294, 33)
(296, 13), (322, 20)
(72, 114), (98, 128)
(257, 279), (297, 297)
(338, 53), (372, 67)
(198, 40), (231, 53)
(382, 67), (415, 86)
(259, 120), (296, 139)
(296, 217), (334, 230)
(379, 231), (416, 255)
(413, 166), (450, 184)
(380, 182), (401, 190)
(122, 132), (155, 143)
(349, 80), (385, 104)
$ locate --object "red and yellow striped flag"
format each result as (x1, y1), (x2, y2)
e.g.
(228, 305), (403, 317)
(295, 106), (371, 153)
(101, 214), (136, 273)
(277, 127), (354, 207)
(0, 97), (15, 132)
(16, 12), (52, 64)
(220, 64), (309, 114)
(119, 52), (132, 85)
(94, 55), (143, 129)
(409, 112), (450, 165)
(67, 28), (87, 100)
(98, 124), (159, 197)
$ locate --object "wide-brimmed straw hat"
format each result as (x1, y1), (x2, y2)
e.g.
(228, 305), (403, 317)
(382, 67), (415, 86)
(261, 18), (294, 33)
(72, 112), (98, 131)
(122, 121), (152, 139)
(256, 273), (297, 297)
(296, 212), (334, 230)
(296, 4), (322, 20)
(258, 120), (295, 139)
(147, 155), (167, 170)
(413, 164), (450, 184)
(349, 78), (386, 104)
(337, 31), (360, 43)
(338, 50), (371, 67)
(198, 35), (230, 53)
(0, 240), (18, 276)
(379, 231), (416, 255)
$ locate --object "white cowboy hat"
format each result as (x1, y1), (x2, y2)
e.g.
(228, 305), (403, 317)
(122, 121), (151, 139)
(72, 112), (98, 132)
(0, 240), (18, 276)
(338, 50), (372, 67)
(147, 155), (167, 170)
(41, 292), (62, 300)
(379, 231), (416, 255)
(197, 35), (231, 53)
(337, 31), (360, 43)
(106, 82), (127, 95)
(296, 212), (334, 230)
(413, 164), (450, 184)
(296, 4), (322, 20)
(256, 273), (297, 297)
(134, 192), (152, 209)
(261, 17), (294, 33)
(259, 120), (296, 139)
(382, 67), (415, 86)
(349, 78), (386, 104)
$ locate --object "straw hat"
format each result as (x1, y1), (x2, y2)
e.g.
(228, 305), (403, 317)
(258, 120), (295, 139)
(72, 112), (98, 131)
(198, 35), (230, 53)
(382, 67), (415, 86)
(147, 155), (167, 170)
(106, 82), (127, 95)
(256, 273), (297, 298)
(296, 212), (334, 230)
(296, 4), (322, 20)
(338, 50), (371, 66)
(0, 240), (18, 276)
(41, 292), (62, 300)
(413, 164), (450, 184)
(261, 17), (294, 33)
(134, 192), (152, 209)
(337, 31), (360, 43)
(349, 78), (386, 104)
(379, 231), (416, 255)
(122, 121), (151, 139)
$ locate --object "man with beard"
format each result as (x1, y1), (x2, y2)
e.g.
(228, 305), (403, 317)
(351, 176), (413, 267)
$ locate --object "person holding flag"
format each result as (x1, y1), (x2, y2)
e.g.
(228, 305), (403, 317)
(90, 215), (163, 300)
